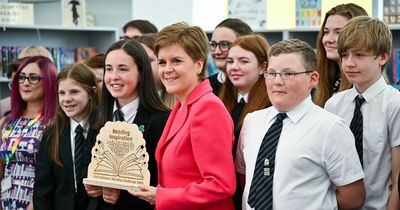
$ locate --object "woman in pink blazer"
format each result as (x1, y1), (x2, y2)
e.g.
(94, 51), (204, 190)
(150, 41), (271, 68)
(129, 22), (236, 210)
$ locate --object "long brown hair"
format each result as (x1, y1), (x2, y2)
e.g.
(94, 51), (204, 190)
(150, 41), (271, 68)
(219, 34), (271, 129)
(314, 3), (368, 107)
(48, 63), (99, 165)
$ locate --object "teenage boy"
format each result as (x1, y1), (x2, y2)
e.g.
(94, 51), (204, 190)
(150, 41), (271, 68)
(236, 39), (365, 210)
(325, 16), (400, 210)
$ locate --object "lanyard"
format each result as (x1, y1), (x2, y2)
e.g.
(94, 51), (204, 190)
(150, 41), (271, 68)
(2, 113), (42, 165)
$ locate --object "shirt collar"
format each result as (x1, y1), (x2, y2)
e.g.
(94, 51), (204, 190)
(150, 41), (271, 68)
(349, 76), (387, 103)
(69, 118), (88, 132)
(113, 97), (139, 122)
(217, 71), (226, 83)
(237, 93), (249, 103)
(268, 95), (312, 124)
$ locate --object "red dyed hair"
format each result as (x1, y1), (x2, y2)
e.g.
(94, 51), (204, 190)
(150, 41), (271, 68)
(10, 56), (57, 124)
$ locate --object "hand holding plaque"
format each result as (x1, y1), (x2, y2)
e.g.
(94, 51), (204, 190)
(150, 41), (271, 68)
(83, 121), (150, 191)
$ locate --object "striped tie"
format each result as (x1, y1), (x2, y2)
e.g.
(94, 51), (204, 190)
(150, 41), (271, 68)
(248, 113), (287, 210)
(350, 96), (365, 166)
(74, 125), (85, 184)
(114, 109), (124, 121)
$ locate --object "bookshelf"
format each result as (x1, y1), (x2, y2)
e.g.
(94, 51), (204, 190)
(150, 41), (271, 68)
(0, 24), (118, 99)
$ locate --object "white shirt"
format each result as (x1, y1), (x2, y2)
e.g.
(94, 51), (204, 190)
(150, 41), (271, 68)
(236, 96), (364, 210)
(113, 97), (139, 123)
(69, 119), (88, 191)
(217, 71), (226, 84)
(237, 93), (249, 103)
(325, 76), (400, 210)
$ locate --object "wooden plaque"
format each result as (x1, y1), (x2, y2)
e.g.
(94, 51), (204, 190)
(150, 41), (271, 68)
(83, 121), (150, 191)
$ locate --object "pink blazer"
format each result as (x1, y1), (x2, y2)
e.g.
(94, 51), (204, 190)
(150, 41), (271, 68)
(155, 80), (236, 210)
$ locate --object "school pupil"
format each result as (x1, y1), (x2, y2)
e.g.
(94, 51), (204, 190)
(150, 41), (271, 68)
(85, 39), (170, 210)
(219, 34), (271, 209)
(33, 63), (99, 210)
(0, 56), (57, 210)
(208, 18), (253, 96)
(314, 3), (368, 107)
(325, 16), (400, 210)
(236, 39), (365, 209)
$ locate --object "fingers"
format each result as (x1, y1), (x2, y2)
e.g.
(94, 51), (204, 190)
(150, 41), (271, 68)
(102, 187), (120, 204)
(128, 185), (156, 205)
(84, 184), (102, 198)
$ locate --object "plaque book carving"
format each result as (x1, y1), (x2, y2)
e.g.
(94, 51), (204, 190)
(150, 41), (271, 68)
(83, 121), (150, 190)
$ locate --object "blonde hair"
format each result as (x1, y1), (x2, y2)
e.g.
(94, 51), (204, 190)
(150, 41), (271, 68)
(18, 45), (54, 62)
(338, 16), (392, 71)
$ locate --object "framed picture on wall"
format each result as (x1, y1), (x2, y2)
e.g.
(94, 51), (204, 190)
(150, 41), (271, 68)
(61, 0), (86, 27)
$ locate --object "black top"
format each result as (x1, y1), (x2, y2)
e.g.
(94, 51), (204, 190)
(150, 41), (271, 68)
(90, 108), (170, 210)
(208, 73), (223, 96)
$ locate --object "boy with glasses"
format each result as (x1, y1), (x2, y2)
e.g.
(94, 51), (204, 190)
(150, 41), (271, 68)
(236, 39), (365, 209)
(325, 16), (400, 210)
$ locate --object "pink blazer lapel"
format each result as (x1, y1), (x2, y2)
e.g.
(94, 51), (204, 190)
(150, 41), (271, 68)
(156, 101), (189, 158)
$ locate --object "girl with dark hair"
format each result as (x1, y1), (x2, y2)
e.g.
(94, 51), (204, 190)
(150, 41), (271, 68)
(34, 63), (99, 210)
(208, 18), (253, 95)
(0, 56), (57, 210)
(85, 39), (170, 210)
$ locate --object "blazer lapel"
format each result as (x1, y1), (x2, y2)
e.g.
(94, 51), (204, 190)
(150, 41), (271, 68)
(59, 130), (74, 180)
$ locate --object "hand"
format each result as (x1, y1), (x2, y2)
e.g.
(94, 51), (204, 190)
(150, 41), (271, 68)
(84, 184), (103, 198)
(27, 201), (34, 210)
(128, 185), (157, 205)
(102, 187), (120, 204)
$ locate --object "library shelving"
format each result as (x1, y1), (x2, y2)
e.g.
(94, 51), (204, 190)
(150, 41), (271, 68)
(0, 24), (118, 99)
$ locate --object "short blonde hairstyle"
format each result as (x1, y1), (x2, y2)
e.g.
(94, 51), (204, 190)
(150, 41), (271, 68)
(155, 22), (208, 80)
(18, 45), (54, 62)
(338, 16), (392, 70)
(269, 39), (317, 72)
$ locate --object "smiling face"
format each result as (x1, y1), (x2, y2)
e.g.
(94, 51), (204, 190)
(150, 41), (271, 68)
(104, 49), (140, 107)
(58, 78), (90, 122)
(226, 46), (265, 95)
(266, 53), (318, 112)
(210, 27), (238, 70)
(18, 62), (44, 104)
(322, 15), (349, 62)
(157, 44), (203, 104)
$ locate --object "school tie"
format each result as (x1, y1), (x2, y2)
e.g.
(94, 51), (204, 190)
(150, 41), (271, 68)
(74, 125), (85, 184)
(113, 109), (124, 121)
(232, 98), (246, 129)
(248, 112), (287, 210)
(350, 95), (365, 167)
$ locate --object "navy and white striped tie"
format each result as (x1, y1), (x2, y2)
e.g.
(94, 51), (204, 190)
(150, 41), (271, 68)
(248, 112), (287, 210)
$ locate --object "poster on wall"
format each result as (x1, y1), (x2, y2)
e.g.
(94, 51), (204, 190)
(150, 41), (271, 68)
(0, 3), (34, 25)
(296, 0), (321, 27)
(61, 0), (86, 27)
(228, 0), (266, 31)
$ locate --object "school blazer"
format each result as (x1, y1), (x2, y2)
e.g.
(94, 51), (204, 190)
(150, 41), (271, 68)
(33, 125), (99, 210)
(155, 80), (236, 210)
(89, 107), (169, 210)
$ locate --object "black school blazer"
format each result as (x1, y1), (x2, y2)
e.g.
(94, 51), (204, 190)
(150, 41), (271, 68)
(88, 107), (170, 210)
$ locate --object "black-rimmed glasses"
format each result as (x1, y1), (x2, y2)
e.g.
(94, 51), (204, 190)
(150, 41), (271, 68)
(18, 74), (42, 84)
(209, 40), (231, 52)
(263, 71), (313, 80)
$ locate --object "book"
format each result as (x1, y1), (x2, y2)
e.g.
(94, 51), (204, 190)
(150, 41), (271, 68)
(76, 47), (96, 63)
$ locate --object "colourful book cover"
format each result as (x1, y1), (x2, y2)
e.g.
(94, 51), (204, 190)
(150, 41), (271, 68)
(296, 0), (321, 27)
(76, 47), (96, 63)
(60, 48), (76, 70)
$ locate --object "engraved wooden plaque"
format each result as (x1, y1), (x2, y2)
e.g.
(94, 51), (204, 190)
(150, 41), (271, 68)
(83, 121), (150, 191)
